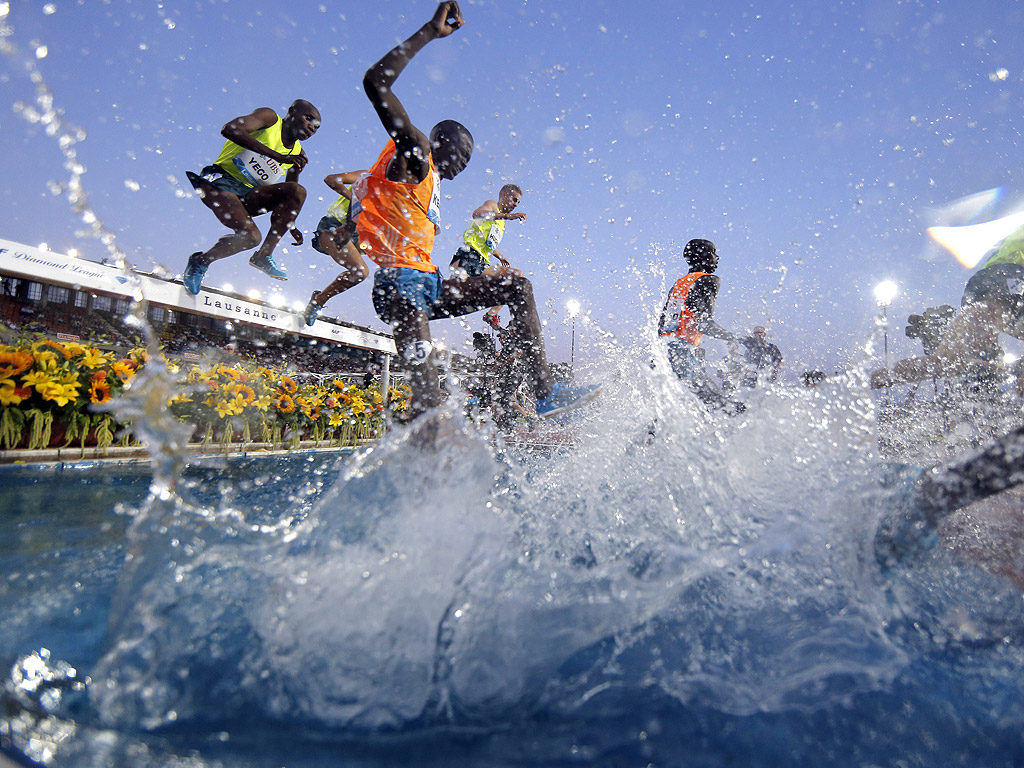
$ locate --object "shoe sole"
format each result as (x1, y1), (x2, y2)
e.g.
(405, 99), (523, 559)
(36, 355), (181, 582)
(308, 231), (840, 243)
(250, 259), (288, 280)
(538, 385), (603, 420)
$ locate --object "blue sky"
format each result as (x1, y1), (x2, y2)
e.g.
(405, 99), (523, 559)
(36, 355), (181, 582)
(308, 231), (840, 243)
(2, 0), (1023, 376)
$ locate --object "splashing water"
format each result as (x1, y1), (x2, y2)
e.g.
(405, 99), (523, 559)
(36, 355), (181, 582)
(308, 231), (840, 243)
(1, 4), (190, 493)
(3, 7), (1024, 767)
(5, 339), (1024, 767)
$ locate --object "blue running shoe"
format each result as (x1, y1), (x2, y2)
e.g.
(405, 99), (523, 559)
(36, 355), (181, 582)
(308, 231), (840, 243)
(536, 382), (602, 419)
(182, 252), (208, 296)
(302, 291), (322, 327)
(249, 253), (288, 280)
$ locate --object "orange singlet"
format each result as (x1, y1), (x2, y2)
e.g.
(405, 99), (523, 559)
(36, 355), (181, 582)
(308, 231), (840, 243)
(660, 272), (708, 345)
(354, 142), (442, 273)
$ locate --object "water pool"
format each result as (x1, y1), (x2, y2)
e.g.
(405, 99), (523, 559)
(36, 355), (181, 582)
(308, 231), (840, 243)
(2, 386), (1024, 768)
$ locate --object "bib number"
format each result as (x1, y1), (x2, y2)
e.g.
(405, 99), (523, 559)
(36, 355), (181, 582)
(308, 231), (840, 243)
(426, 170), (442, 233)
(485, 221), (504, 251)
(233, 149), (286, 187)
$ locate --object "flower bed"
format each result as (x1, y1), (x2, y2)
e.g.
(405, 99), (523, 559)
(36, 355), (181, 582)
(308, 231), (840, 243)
(0, 335), (410, 454)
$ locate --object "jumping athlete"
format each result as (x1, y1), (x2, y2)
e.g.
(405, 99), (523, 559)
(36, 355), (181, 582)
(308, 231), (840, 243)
(658, 238), (744, 414)
(450, 184), (527, 324)
(871, 262), (1024, 390)
(182, 100), (321, 295)
(737, 325), (783, 387)
(354, 2), (599, 420)
(302, 169), (370, 326)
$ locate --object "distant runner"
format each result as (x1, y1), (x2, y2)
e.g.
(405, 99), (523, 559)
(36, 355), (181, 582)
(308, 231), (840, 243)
(737, 325), (783, 387)
(658, 238), (744, 414)
(182, 100), (320, 295)
(302, 169), (370, 326)
(449, 184), (527, 324)
(871, 262), (1024, 390)
(354, 2), (599, 420)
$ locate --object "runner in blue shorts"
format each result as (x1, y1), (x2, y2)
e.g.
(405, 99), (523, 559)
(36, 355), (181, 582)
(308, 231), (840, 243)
(357, 3), (600, 421)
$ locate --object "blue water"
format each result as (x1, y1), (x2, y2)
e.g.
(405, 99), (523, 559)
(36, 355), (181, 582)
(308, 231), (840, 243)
(3, 368), (1024, 768)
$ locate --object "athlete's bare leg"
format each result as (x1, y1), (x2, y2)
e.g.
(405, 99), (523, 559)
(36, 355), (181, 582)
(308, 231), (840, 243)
(314, 233), (368, 306)
(244, 181), (306, 261)
(432, 271), (554, 400)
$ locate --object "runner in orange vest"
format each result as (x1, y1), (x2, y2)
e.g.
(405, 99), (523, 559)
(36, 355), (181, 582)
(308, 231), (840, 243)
(356, 2), (599, 421)
(658, 238), (744, 413)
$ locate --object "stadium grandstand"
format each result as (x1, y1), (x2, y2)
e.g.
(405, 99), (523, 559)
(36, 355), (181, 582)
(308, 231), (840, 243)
(0, 237), (398, 383)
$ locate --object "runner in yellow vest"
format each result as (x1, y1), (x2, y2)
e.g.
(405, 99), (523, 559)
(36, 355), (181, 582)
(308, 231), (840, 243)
(302, 169), (370, 326)
(181, 100), (320, 295)
(450, 184), (527, 324)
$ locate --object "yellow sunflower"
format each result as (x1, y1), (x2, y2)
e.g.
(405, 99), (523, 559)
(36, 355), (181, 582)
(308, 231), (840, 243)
(0, 350), (35, 378)
(232, 383), (256, 406)
(276, 393), (296, 413)
(33, 339), (70, 360)
(90, 378), (112, 404)
(112, 360), (137, 382)
(279, 376), (298, 394)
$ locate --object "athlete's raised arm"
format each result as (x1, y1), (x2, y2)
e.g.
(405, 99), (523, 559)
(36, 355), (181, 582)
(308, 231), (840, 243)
(363, 2), (465, 184)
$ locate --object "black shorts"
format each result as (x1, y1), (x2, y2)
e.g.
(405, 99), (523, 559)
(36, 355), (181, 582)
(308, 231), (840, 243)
(186, 165), (254, 198)
(450, 246), (488, 277)
(311, 216), (355, 255)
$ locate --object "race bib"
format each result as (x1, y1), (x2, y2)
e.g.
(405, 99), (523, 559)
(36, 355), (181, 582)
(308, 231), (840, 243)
(232, 149), (286, 187)
(404, 340), (433, 365)
(485, 221), (504, 251)
(426, 170), (442, 233)
(347, 172), (371, 224)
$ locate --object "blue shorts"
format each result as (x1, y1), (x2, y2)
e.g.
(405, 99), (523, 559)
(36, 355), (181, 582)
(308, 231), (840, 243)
(186, 165), (254, 199)
(664, 338), (703, 380)
(372, 267), (443, 324)
(311, 216), (355, 255)
(451, 246), (488, 277)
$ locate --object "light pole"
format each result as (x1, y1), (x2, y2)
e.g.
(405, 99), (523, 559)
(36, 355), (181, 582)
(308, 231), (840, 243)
(566, 298), (581, 368)
(873, 280), (898, 370)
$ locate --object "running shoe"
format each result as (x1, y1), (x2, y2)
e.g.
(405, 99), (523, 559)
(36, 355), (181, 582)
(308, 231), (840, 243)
(249, 254), (288, 280)
(535, 382), (602, 419)
(182, 252), (208, 296)
(302, 291), (322, 327)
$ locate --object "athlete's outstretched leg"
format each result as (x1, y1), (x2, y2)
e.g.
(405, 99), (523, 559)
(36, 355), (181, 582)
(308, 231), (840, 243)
(246, 182), (307, 261)
(389, 297), (442, 418)
(191, 182), (262, 266)
(434, 272), (554, 399)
